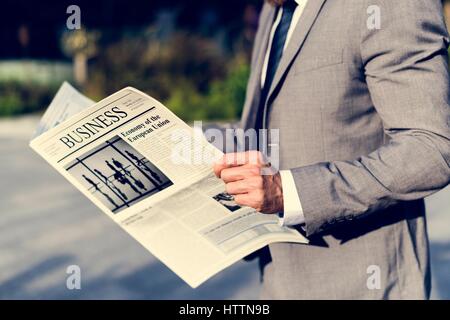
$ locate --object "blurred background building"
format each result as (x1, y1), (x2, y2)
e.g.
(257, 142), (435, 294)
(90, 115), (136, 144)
(0, 0), (449, 299)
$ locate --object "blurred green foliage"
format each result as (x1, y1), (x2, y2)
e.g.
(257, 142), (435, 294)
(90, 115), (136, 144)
(167, 55), (249, 121)
(0, 81), (58, 117)
(0, 31), (250, 120)
(84, 31), (250, 122)
(0, 60), (71, 116)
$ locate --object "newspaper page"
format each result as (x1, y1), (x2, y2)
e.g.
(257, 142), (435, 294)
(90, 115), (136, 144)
(32, 82), (95, 139)
(30, 87), (308, 288)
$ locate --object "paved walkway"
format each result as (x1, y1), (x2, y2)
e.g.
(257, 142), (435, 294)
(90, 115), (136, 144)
(0, 116), (448, 299)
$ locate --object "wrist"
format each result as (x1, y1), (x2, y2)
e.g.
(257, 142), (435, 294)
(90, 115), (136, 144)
(263, 171), (284, 214)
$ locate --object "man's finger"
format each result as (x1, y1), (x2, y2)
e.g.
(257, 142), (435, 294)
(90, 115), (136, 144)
(213, 152), (249, 177)
(225, 180), (250, 195)
(213, 151), (266, 177)
(220, 166), (260, 182)
(234, 194), (254, 208)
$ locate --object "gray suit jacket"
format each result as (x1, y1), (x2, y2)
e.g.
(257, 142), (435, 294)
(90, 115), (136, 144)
(241, 0), (450, 299)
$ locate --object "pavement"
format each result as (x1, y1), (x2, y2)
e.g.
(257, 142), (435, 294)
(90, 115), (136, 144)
(0, 115), (448, 299)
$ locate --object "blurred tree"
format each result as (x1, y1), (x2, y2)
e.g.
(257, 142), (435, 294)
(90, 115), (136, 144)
(0, 1), (260, 119)
(85, 30), (250, 122)
(0, 81), (58, 116)
(167, 54), (249, 121)
(61, 28), (99, 86)
(87, 30), (226, 98)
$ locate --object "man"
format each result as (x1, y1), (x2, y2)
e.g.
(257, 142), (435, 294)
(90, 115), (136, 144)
(213, 0), (450, 299)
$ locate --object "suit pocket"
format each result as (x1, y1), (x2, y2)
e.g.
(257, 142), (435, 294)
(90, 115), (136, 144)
(293, 49), (343, 74)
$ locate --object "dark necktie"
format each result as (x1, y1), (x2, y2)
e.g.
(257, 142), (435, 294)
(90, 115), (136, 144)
(255, 0), (297, 135)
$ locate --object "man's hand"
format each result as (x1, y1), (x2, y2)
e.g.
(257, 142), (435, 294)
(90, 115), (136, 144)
(213, 151), (283, 214)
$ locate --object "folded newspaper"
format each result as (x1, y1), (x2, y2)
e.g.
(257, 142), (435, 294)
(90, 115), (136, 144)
(30, 82), (308, 288)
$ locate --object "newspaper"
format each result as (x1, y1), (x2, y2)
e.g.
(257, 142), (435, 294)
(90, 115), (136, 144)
(30, 84), (308, 288)
(32, 82), (95, 139)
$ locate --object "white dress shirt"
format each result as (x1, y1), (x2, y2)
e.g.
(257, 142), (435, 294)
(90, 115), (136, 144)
(260, 0), (308, 226)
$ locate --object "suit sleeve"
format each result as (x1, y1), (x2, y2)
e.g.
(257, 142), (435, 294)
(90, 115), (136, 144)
(291, 0), (450, 236)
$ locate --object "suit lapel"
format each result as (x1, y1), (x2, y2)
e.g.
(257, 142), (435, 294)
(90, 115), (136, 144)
(241, 3), (276, 130)
(266, 0), (327, 107)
